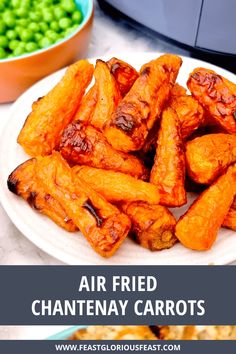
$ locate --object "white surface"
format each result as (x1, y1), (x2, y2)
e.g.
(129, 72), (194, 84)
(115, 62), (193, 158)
(0, 326), (71, 340)
(1, 52), (236, 266)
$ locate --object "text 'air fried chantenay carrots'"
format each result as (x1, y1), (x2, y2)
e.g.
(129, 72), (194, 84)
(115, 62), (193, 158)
(121, 202), (177, 251)
(105, 54), (182, 152)
(7, 159), (77, 232)
(175, 164), (236, 251)
(60, 122), (148, 180)
(73, 166), (160, 205)
(187, 67), (236, 134)
(35, 152), (131, 258)
(186, 133), (236, 184)
(150, 107), (186, 207)
(17, 60), (94, 157)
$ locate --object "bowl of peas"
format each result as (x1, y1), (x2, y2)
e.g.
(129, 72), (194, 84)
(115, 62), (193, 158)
(0, 0), (94, 102)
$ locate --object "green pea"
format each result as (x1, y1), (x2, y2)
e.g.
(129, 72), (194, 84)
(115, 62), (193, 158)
(71, 24), (79, 32)
(25, 41), (39, 53)
(29, 22), (40, 33)
(0, 21), (6, 35)
(39, 22), (49, 33)
(61, 0), (76, 13)
(54, 7), (66, 20)
(64, 27), (74, 37)
(13, 45), (25, 56)
(2, 13), (16, 28)
(72, 10), (83, 24)
(45, 30), (58, 42)
(17, 18), (28, 27)
(7, 53), (15, 59)
(59, 17), (71, 30)
(6, 29), (17, 40)
(20, 0), (31, 7)
(39, 37), (53, 49)
(14, 7), (28, 18)
(0, 3), (5, 12)
(15, 25), (22, 36)
(9, 39), (20, 51)
(2, 9), (11, 17)
(19, 29), (34, 42)
(0, 47), (7, 59)
(33, 2), (43, 10)
(50, 21), (60, 32)
(11, 0), (21, 8)
(34, 33), (43, 42)
(0, 35), (9, 48)
(40, 0), (53, 5)
(0, 0), (85, 59)
(0, 0), (7, 8)
(42, 11), (54, 23)
(29, 12), (42, 22)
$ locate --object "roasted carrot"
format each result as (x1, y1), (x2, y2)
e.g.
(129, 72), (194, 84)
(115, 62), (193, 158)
(70, 60), (121, 130)
(222, 197), (236, 231)
(17, 60), (94, 156)
(106, 57), (139, 97)
(60, 122), (148, 179)
(105, 54), (182, 152)
(7, 158), (77, 232)
(150, 107), (186, 207)
(175, 164), (236, 251)
(170, 83), (187, 97)
(141, 120), (160, 155)
(155, 326), (196, 340)
(36, 152), (131, 258)
(142, 88), (204, 156)
(90, 59), (121, 130)
(169, 85), (205, 139)
(121, 202), (177, 251)
(187, 68), (236, 134)
(73, 58), (138, 124)
(142, 84), (204, 156)
(73, 85), (97, 123)
(73, 166), (160, 205)
(186, 133), (236, 184)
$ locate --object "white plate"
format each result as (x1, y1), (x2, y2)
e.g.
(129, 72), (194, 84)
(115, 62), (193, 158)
(0, 52), (235, 265)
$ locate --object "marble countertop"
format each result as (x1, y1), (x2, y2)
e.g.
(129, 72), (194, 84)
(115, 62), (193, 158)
(0, 1), (235, 268)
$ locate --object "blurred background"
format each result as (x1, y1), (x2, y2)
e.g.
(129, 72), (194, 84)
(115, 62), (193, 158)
(96, 0), (236, 73)
(1, 0), (236, 102)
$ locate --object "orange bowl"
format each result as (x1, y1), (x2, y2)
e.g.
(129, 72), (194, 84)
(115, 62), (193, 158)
(0, 0), (94, 103)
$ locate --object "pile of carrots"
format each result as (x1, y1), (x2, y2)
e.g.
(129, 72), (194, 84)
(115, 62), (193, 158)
(7, 54), (236, 258)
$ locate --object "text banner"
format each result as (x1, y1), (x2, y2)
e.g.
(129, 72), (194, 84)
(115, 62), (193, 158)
(0, 340), (236, 354)
(0, 266), (235, 324)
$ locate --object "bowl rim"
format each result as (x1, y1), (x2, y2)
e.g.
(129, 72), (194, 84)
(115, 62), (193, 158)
(0, 0), (94, 63)
(47, 326), (88, 340)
